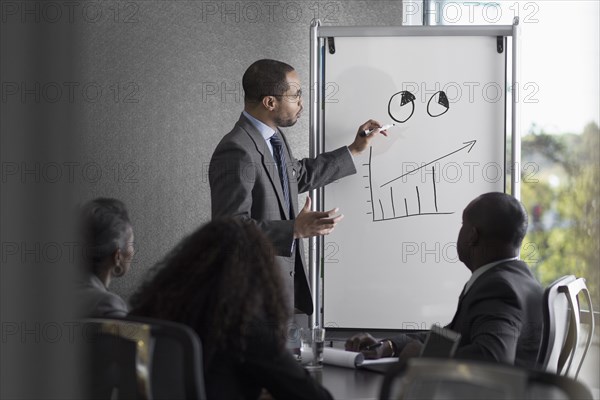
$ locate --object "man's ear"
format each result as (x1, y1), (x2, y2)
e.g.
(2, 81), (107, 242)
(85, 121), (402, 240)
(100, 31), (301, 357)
(262, 95), (276, 111)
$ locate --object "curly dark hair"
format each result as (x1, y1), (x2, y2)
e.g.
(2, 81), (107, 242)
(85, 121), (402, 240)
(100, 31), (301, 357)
(129, 218), (289, 364)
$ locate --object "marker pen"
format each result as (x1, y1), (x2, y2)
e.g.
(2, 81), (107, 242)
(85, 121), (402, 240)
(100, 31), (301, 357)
(364, 341), (384, 351)
(362, 123), (396, 137)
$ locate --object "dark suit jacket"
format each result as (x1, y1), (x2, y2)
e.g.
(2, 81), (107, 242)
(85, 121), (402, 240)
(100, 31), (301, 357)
(209, 113), (356, 314)
(75, 273), (128, 318)
(391, 260), (543, 368)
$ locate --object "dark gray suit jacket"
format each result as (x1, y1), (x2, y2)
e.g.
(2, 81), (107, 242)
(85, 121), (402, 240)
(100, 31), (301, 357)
(75, 274), (128, 318)
(391, 260), (543, 368)
(209, 113), (356, 314)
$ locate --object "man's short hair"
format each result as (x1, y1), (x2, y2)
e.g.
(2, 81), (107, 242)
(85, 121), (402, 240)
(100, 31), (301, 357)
(242, 59), (294, 103)
(468, 192), (528, 248)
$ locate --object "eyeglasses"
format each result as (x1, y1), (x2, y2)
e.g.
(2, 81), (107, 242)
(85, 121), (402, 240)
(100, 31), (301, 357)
(263, 89), (303, 102)
(388, 90), (449, 123)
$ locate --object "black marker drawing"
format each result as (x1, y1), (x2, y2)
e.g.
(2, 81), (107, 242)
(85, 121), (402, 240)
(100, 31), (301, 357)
(363, 140), (477, 223)
(427, 90), (449, 117)
(388, 90), (450, 122)
(381, 140), (476, 187)
(388, 91), (415, 123)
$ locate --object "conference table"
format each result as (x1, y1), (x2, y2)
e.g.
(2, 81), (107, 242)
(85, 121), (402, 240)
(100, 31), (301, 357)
(309, 364), (385, 400)
(305, 334), (402, 399)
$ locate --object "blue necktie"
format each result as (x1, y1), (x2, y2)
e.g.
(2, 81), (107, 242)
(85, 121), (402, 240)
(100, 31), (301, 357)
(270, 132), (292, 216)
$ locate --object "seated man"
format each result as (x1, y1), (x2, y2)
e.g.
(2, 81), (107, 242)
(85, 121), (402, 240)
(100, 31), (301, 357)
(346, 192), (543, 369)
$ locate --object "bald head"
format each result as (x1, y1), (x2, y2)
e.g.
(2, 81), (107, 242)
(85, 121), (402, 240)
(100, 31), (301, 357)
(457, 192), (528, 270)
(465, 192), (528, 248)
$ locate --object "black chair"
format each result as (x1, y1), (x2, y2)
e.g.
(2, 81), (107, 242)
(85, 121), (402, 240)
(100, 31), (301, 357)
(537, 275), (595, 379)
(81, 317), (206, 400)
(379, 358), (594, 400)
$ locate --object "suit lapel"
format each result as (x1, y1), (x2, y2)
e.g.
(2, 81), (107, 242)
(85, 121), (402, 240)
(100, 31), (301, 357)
(447, 283), (468, 329)
(236, 114), (291, 219)
(447, 261), (520, 329)
(277, 128), (298, 216)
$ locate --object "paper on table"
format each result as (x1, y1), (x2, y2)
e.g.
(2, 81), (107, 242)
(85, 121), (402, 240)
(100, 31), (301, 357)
(323, 347), (363, 368)
(322, 347), (398, 369)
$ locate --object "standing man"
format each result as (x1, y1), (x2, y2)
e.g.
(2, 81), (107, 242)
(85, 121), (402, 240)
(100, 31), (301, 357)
(346, 192), (544, 368)
(209, 59), (384, 315)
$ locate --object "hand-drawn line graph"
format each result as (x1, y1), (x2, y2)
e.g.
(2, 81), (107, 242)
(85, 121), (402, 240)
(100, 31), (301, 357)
(364, 140), (477, 222)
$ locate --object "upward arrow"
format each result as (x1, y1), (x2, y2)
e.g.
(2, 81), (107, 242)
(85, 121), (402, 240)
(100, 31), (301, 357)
(380, 140), (477, 188)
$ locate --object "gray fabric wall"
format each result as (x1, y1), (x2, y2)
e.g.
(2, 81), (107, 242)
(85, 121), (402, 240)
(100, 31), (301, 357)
(2, 2), (406, 397)
(75, 1), (404, 301)
(2, 7), (81, 398)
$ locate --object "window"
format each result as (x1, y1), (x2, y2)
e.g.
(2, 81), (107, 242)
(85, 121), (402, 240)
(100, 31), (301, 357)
(423, 0), (599, 387)
(424, 1), (599, 309)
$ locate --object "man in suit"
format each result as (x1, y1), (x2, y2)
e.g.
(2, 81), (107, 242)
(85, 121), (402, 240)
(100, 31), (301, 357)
(346, 192), (544, 368)
(209, 59), (384, 315)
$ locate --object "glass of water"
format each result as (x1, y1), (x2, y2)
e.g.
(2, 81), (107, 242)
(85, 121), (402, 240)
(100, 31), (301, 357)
(300, 327), (325, 369)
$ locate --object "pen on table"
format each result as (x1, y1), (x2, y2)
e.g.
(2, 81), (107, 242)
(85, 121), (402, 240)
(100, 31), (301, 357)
(364, 341), (384, 351)
(361, 123), (397, 137)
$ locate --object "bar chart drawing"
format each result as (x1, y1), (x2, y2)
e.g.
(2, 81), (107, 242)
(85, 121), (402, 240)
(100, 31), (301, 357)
(364, 140), (477, 222)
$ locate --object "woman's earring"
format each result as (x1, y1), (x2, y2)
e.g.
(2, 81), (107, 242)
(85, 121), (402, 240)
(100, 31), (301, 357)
(112, 264), (124, 277)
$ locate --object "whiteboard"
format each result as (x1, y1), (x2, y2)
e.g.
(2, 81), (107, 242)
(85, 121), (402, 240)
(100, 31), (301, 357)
(322, 35), (507, 329)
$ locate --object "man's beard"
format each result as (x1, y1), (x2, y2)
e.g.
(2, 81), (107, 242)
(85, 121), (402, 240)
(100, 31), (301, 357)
(274, 115), (298, 128)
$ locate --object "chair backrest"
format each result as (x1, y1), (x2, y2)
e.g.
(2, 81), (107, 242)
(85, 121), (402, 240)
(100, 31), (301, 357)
(379, 358), (594, 400)
(537, 275), (595, 379)
(557, 277), (595, 378)
(537, 275), (576, 374)
(81, 317), (206, 400)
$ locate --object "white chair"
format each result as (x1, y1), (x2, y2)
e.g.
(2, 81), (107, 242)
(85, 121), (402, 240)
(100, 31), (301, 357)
(537, 275), (595, 379)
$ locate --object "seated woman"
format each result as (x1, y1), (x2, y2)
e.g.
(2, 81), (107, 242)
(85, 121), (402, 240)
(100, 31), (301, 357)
(129, 219), (332, 400)
(76, 198), (135, 318)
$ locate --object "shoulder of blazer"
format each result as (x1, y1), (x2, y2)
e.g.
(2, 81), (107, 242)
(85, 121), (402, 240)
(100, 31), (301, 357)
(470, 260), (538, 294)
(217, 113), (269, 156)
(238, 114), (265, 143)
(492, 259), (535, 279)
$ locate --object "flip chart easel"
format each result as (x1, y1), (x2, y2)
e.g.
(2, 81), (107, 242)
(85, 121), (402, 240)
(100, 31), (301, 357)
(308, 19), (521, 330)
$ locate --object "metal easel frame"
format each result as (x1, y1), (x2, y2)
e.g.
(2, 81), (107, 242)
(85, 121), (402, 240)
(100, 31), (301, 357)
(308, 18), (520, 328)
